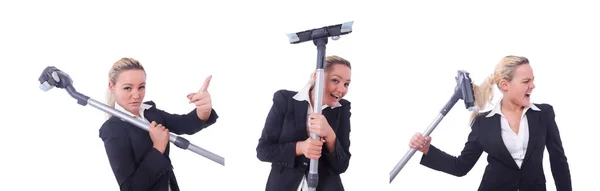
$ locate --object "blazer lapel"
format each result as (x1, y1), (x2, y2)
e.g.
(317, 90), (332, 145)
(294, 100), (310, 140)
(323, 108), (340, 132)
(486, 115), (520, 169)
(523, 110), (541, 165)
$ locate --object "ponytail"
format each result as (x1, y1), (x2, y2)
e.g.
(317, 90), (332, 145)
(308, 71), (316, 89)
(469, 55), (531, 124)
(469, 74), (496, 124)
(105, 87), (116, 119)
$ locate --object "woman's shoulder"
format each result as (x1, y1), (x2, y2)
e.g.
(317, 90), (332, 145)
(99, 117), (130, 139)
(271, 89), (298, 102)
(273, 89), (297, 97)
(143, 100), (156, 106)
(339, 98), (351, 106)
(471, 111), (492, 124)
(142, 100), (157, 110)
(532, 103), (556, 119)
(532, 103), (553, 111)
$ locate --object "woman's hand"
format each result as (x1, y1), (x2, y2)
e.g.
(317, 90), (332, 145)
(149, 121), (170, 154)
(188, 75), (213, 120)
(296, 138), (324, 160)
(308, 113), (336, 142)
(409, 132), (431, 155)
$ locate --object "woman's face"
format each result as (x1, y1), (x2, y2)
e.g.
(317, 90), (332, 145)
(500, 64), (535, 107)
(323, 64), (351, 106)
(109, 69), (146, 115)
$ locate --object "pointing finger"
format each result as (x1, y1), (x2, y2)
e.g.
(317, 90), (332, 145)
(199, 75), (212, 92)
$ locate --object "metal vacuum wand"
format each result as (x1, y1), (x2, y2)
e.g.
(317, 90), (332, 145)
(389, 70), (477, 183)
(38, 66), (225, 166)
(287, 21), (353, 191)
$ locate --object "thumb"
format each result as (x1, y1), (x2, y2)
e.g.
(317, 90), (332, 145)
(198, 75), (212, 92)
(187, 93), (195, 100)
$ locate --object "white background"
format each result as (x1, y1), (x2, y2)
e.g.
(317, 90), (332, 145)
(1, 0), (598, 190)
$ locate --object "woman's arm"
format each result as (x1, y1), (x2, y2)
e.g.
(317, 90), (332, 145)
(151, 101), (219, 135)
(545, 105), (572, 191)
(256, 90), (299, 168)
(419, 115), (484, 177)
(322, 101), (352, 174)
(99, 120), (172, 191)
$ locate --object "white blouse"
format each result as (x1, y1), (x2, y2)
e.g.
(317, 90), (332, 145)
(484, 99), (540, 168)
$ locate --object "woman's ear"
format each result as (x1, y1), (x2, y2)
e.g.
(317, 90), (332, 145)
(108, 82), (115, 92)
(498, 79), (508, 92)
(312, 71), (316, 80)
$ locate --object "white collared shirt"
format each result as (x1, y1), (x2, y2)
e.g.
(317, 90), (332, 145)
(114, 102), (173, 191)
(292, 83), (342, 191)
(114, 102), (153, 123)
(485, 99), (540, 169)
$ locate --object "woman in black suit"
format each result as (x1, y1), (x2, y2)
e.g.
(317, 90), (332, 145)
(98, 58), (219, 191)
(410, 55), (572, 191)
(256, 55), (353, 191)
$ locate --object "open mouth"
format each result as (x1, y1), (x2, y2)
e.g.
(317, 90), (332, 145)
(330, 93), (340, 101)
(525, 93), (531, 98)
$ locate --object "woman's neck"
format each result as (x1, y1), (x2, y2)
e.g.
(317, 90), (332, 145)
(500, 98), (523, 114)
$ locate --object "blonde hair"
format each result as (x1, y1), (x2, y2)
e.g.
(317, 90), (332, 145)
(105, 58), (145, 119)
(307, 55), (352, 88)
(469, 55), (530, 123)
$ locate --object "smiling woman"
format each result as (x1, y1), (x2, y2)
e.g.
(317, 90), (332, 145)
(256, 55), (353, 191)
(409, 55), (572, 191)
(99, 58), (220, 191)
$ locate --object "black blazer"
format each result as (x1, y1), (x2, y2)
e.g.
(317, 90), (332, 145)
(256, 89), (352, 191)
(420, 103), (571, 191)
(99, 101), (218, 191)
